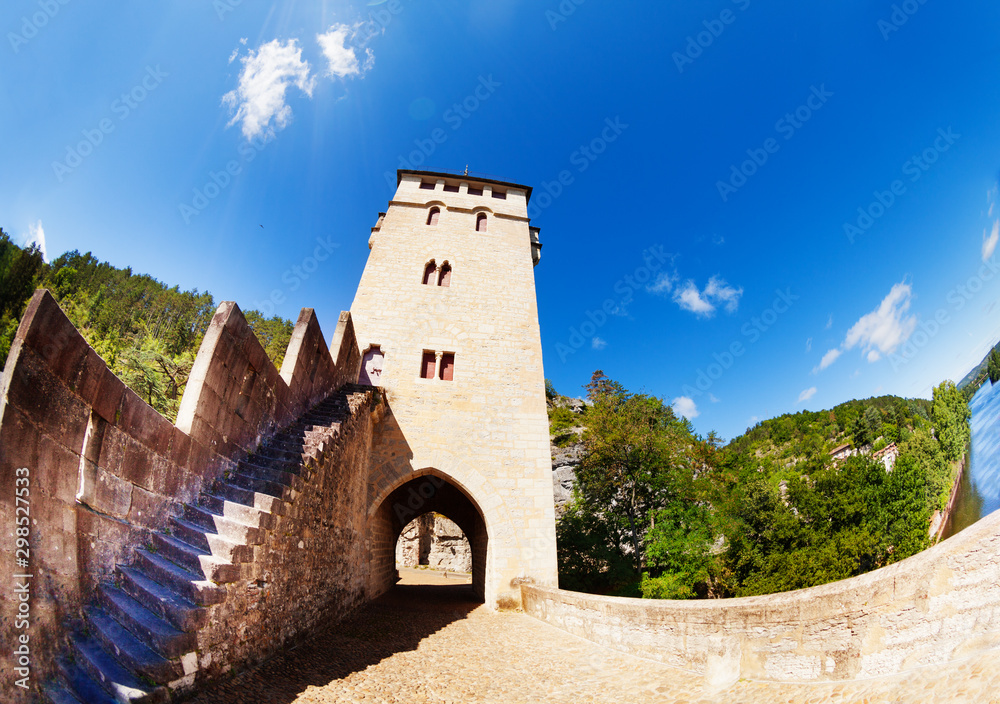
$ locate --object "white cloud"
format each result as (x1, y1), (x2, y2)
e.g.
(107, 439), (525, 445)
(317, 23), (374, 79)
(798, 387), (817, 403)
(228, 48), (239, 65)
(672, 396), (699, 419)
(813, 348), (842, 373)
(647, 271), (677, 294)
(672, 276), (743, 317)
(591, 337), (607, 350)
(222, 39), (315, 140)
(984, 220), (999, 261)
(25, 220), (46, 260)
(843, 281), (917, 362)
(673, 280), (715, 316)
(805, 337), (813, 353)
(825, 315), (833, 330)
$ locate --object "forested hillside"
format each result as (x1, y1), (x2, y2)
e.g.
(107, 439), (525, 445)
(552, 372), (970, 600)
(0, 229), (293, 421)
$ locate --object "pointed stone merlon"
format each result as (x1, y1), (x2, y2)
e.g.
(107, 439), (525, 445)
(0, 290), (360, 691)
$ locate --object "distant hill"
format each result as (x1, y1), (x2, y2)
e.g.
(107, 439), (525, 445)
(958, 338), (1000, 392)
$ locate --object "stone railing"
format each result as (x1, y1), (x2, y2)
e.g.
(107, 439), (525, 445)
(522, 507), (1000, 687)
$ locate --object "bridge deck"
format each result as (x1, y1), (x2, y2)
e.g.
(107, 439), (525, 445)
(185, 575), (1000, 704)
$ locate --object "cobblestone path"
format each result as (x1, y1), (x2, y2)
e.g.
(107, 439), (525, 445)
(185, 571), (1000, 704)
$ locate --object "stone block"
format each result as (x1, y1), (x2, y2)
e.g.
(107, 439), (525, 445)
(93, 468), (133, 519)
(93, 366), (126, 424)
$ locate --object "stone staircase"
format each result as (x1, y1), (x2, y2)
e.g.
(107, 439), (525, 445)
(41, 386), (369, 703)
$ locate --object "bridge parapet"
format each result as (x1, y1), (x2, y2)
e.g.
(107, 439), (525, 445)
(523, 506), (1000, 688)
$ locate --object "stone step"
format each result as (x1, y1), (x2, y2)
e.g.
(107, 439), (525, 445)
(150, 533), (240, 583)
(55, 657), (118, 704)
(197, 493), (277, 530)
(182, 503), (264, 545)
(266, 437), (306, 453)
(242, 453), (301, 475)
(226, 472), (293, 500)
(168, 516), (254, 564)
(211, 481), (287, 516)
(239, 463), (303, 492)
(40, 680), (86, 704)
(87, 607), (184, 683)
(255, 445), (306, 465)
(98, 584), (197, 659)
(70, 634), (168, 703)
(133, 549), (226, 606)
(118, 565), (208, 632)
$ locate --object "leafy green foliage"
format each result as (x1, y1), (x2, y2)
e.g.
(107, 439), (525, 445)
(557, 372), (970, 601)
(0, 233), (294, 421)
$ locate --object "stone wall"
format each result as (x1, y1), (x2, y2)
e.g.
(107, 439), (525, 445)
(523, 506), (1000, 687)
(193, 388), (382, 682)
(0, 290), (361, 692)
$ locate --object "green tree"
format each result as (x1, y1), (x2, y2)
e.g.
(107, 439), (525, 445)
(989, 348), (1000, 385)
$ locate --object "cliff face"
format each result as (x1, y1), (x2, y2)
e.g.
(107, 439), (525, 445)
(549, 395), (587, 516)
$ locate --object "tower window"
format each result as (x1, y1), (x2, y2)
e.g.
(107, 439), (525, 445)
(443, 183), (460, 193)
(439, 353), (455, 381)
(476, 213), (488, 233)
(438, 262), (452, 287)
(419, 181), (436, 190)
(491, 189), (507, 200)
(427, 207), (440, 226)
(467, 186), (483, 196)
(422, 260), (437, 285)
(420, 351), (437, 379)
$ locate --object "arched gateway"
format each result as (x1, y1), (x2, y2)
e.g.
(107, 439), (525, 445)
(353, 170), (556, 608)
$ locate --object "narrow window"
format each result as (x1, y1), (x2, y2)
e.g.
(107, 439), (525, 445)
(422, 260), (437, 285)
(419, 181), (436, 190)
(438, 262), (452, 287)
(443, 183), (460, 193)
(467, 186), (483, 196)
(439, 353), (455, 381)
(476, 213), (487, 233)
(427, 207), (440, 226)
(359, 346), (384, 385)
(491, 189), (507, 200)
(420, 351), (437, 379)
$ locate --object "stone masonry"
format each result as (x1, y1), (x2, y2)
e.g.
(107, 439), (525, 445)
(352, 170), (558, 608)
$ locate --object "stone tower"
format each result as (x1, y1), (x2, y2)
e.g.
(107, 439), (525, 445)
(352, 169), (556, 608)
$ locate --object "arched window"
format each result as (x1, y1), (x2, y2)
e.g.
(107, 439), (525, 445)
(427, 207), (440, 226)
(438, 262), (452, 287)
(423, 260), (437, 285)
(476, 213), (487, 233)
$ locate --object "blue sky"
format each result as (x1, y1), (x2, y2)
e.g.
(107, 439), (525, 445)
(3, 0), (1000, 441)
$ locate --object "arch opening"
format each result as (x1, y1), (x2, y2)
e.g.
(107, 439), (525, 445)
(396, 512), (473, 575)
(370, 471), (489, 601)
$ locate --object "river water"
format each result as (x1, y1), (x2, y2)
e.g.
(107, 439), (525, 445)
(941, 379), (1000, 539)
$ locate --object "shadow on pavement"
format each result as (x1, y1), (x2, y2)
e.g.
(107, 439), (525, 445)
(181, 580), (480, 704)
